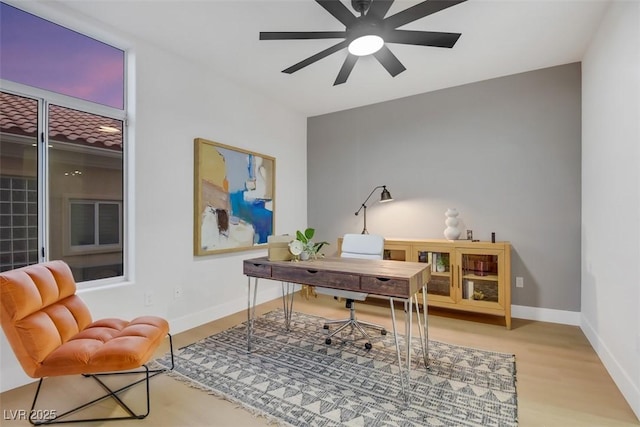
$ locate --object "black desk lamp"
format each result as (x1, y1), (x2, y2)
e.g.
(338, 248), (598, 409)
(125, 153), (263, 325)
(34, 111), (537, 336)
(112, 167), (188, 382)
(355, 185), (393, 234)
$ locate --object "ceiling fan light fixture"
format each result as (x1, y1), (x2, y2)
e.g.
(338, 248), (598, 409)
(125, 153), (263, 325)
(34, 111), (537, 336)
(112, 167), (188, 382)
(348, 34), (384, 56)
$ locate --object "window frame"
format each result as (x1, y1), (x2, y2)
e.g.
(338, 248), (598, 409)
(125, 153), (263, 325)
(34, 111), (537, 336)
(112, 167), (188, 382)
(0, 1), (133, 289)
(64, 196), (123, 255)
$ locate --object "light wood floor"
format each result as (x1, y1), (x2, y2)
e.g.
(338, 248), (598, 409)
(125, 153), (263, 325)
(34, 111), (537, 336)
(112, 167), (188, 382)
(1, 293), (639, 426)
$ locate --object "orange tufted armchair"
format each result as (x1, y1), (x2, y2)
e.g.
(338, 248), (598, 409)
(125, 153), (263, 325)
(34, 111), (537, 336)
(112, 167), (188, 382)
(0, 261), (174, 425)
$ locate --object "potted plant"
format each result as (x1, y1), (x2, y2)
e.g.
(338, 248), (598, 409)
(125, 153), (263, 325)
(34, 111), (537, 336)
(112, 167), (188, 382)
(436, 254), (448, 272)
(288, 228), (329, 260)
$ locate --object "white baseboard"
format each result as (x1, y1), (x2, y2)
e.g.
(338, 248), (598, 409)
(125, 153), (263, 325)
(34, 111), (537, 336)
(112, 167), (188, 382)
(169, 285), (295, 334)
(511, 304), (581, 326)
(581, 316), (640, 421)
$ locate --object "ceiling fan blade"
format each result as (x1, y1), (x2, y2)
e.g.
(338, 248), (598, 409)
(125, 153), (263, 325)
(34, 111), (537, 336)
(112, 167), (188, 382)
(385, 29), (461, 48)
(282, 40), (349, 74)
(373, 45), (406, 77)
(316, 0), (357, 26)
(334, 54), (358, 85)
(384, 0), (467, 29)
(260, 31), (346, 40)
(366, 0), (394, 20)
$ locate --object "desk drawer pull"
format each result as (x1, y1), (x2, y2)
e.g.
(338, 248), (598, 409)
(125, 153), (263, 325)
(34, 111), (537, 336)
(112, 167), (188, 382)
(361, 276), (409, 298)
(243, 261), (272, 278)
(306, 270), (318, 274)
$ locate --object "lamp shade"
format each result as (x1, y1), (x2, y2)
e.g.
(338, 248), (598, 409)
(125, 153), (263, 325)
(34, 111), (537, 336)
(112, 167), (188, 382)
(380, 186), (393, 202)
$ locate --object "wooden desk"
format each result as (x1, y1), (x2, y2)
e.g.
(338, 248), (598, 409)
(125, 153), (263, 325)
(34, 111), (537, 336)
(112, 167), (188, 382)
(243, 256), (431, 400)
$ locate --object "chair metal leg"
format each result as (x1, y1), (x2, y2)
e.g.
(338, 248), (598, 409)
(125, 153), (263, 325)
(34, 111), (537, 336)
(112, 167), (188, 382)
(356, 318), (389, 333)
(28, 334), (175, 425)
(324, 300), (387, 349)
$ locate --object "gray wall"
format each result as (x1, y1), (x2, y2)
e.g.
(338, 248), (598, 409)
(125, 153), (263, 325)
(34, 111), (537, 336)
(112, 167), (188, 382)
(308, 63), (581, 312)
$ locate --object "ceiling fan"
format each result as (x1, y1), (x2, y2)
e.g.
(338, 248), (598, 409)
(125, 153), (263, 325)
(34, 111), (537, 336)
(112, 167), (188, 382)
(260, 0), (467, 86)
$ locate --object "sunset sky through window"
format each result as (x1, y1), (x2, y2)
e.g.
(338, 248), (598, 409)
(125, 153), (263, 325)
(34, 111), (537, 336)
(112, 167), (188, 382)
(0, 2), (124, 109)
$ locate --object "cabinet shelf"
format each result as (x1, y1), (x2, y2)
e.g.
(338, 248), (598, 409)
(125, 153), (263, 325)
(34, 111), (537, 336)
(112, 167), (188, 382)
(462, 273), (499, 281)
(431, 271), (451, 278)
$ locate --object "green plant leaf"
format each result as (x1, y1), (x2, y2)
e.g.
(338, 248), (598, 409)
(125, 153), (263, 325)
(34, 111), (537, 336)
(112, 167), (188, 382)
(296, 230), (308, 243)
(304, 228), (315, 240)
(313, 241), (329, 253)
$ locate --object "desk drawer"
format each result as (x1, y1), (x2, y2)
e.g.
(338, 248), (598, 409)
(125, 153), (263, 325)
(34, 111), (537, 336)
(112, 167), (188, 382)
(243, 261), (272, 278)
(271, 265), (359, 290)
(361, 276), (409, 298)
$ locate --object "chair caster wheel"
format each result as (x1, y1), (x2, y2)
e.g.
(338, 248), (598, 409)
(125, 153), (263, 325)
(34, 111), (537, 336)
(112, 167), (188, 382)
(365, 342), (372, 350)
(325, 338), (332, 345)
(323, 325), (329, 334)
(381, 329), (387, 336)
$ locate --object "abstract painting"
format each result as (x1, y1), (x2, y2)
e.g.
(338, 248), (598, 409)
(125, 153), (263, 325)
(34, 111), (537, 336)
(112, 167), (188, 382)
(194, 138), (275, 255)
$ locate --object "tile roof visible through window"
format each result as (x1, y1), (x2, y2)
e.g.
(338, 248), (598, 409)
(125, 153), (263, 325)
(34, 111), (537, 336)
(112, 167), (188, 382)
(0, 92), (123, 151)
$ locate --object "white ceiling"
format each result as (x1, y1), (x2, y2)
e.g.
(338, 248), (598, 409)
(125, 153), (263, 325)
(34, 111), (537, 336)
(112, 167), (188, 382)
(51, 0), (610, 117)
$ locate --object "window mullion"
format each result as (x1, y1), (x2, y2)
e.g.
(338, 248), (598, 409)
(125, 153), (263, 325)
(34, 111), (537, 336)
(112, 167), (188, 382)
(95, 202), (100, 246)
(39, 98), (48, 262)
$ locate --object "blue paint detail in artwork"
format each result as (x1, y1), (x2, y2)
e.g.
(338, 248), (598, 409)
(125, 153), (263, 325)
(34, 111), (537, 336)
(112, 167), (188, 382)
(229, 191), (272, 244)
(247, 154), (255, 182)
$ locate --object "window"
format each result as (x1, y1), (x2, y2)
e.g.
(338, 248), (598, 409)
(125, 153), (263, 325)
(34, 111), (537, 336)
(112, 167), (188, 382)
(0, 176), (38, 271)
(0, 3), (127, 284)
(0, 2), (124, 108)
(68, 200), (122, 250)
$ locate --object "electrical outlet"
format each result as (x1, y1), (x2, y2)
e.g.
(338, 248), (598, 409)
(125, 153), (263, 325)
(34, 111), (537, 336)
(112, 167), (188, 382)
(144, 291), (153, 306)
(174, 286), (183, 299)
(516, 277), (524, 288)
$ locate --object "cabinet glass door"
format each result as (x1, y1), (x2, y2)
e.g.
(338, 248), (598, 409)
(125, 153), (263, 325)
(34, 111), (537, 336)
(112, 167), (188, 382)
(457, 249), (504, 307)
(383, 243), (410, 261)
(416, 248), (455, 304)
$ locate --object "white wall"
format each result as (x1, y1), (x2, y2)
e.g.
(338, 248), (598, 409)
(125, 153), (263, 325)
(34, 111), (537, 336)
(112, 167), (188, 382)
(581, 0), (640, 419)
(308, 64), (583, 313)
(0, 3), (307, 392)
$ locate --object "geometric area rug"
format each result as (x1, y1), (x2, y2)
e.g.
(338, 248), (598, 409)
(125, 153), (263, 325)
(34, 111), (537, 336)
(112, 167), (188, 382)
(154, 309), (518, 426)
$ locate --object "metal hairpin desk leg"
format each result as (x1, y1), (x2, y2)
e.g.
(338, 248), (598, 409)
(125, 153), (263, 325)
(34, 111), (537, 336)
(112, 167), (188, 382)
(415, 285), (429, 369)
(247, 278), (296, 353)
(389, 297), (410, 402)
(281, 282), (295, 331)
(389, 286), (429, 404)
(247, 276), (259, 352)
(405, 297), (414, 404)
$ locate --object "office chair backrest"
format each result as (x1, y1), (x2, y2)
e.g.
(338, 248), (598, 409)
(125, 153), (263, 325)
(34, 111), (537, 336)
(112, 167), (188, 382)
(340, 233), (385, 260)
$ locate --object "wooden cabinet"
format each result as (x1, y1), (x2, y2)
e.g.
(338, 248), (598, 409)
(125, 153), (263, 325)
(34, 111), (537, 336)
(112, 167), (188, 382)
(409, 239), (511, 329)
(338, 237), (512, 329)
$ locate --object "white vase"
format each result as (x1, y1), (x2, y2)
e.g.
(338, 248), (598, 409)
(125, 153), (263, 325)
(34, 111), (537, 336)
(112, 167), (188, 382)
(300, 251), (310, 261)
(444, 208), (461, 241)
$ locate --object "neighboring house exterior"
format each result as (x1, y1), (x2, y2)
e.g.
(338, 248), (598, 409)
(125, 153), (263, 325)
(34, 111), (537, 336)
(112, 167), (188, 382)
(0, 91), (124, 280)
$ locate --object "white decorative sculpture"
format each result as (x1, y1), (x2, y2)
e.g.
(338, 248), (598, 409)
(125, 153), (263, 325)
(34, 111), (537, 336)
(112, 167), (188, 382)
(444, 208), (461, 241)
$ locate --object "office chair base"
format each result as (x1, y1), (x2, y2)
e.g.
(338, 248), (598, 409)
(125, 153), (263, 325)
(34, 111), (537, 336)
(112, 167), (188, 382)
(29, 335), (175, 425)
(325, 336), (373, 350)
(323, 303), (387, 350)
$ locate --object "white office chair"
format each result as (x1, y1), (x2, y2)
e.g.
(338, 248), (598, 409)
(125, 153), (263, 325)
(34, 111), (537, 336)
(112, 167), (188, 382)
(315, 233), (387, 350)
